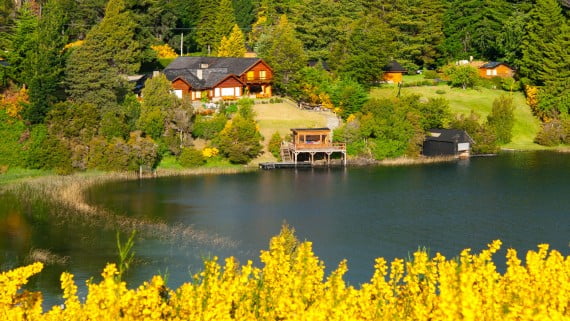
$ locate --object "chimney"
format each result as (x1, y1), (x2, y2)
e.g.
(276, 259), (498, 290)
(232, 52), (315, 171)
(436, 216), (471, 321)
(197, 69), (203, 80)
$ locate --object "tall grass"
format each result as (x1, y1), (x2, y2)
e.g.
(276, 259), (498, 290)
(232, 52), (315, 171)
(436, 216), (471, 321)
(1, 167), (254, 250)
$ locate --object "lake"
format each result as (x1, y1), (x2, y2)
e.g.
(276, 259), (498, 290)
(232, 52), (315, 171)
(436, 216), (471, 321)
(1, 151), (569, 307)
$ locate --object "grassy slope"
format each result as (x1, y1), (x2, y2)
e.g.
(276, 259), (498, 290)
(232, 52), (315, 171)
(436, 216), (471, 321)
(370, 84), (544, 150)
(253, 100), (330, 163)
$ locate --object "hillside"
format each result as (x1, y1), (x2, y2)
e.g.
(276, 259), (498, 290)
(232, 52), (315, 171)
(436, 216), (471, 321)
(370, 85), (544, 150)
(252, 100), (333, 163)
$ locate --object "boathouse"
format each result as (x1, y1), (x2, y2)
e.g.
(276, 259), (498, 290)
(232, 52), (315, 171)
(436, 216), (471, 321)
(422, 129), (474, 158)
(281, 128), (346, 166)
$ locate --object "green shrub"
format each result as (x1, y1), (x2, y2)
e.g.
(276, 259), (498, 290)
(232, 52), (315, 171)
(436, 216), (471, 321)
(423, 70), (438, 79)
(0, 110), (26, 167)
(501, 77), (520, 92)
(534, 119), (565, 146)
(487, 95), (515, 144)
(268, 132), (283, 160)
(436, 89), (446, 94)
(178, 147), (205, 167)
(214, 115), (263, 164)
(192, 114), (228, 140)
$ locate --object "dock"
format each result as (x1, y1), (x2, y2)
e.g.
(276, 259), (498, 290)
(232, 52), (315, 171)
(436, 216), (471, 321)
(259, 162), (313, 170)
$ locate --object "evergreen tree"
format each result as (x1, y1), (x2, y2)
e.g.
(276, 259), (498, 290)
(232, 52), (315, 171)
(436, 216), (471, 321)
(66, 0), (142, 109)
(519, 0), (568, 86)
(136, 74), (177, 139)
(386, 0), (446, 68)
(195, 0), (219, 53)
(213, 0), (237, 51)
(487, 95), (515, 144)
(217, 24), (246, 57)
(443, 0), (511, 60)
(5, 4), (37, 85)
(233, 0), (256, 31)
(23, 0), (68, 124)
(257, 15), (307, 93)
(333, 14), (394, 85)
(289, 0), (342, 60)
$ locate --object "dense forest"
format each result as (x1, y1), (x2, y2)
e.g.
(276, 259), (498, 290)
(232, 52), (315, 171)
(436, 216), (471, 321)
(0, 0), (569, 171)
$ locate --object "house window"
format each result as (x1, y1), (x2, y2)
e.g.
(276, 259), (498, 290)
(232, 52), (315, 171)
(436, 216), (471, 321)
(200, 63), (209, 68)
(214, 88), (220, 97)
(492, 69), (497, 76)
(486, 69), (492, 76)
(259, 70), (267, 80)
(173, 90), (183, 98)
(247, 71), (255, 81)
(221, 87), (235, 96)
(195, 91), (201, 99)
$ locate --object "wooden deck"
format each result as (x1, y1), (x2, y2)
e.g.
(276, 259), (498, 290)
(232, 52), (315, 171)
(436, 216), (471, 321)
(281, 142), (347, 166)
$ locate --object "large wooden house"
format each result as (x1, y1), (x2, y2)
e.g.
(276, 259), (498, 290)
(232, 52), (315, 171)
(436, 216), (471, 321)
(478, 62), (515, 78)
(163, 57), (273, 101)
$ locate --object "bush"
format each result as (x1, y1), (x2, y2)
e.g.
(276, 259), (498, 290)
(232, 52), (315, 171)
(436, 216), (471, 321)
(501, 77), (520, 92)
(443, 65), (479, 90)
(192, 114), (228, 140)
(487, 95), (515, 144)
(533, 118), (570, 146)
(178, 147), (205, 167)
(423, 70), (438, 79)
(268, 132), (283, 160)
(435, 89), (446, 94)
(214, 115), (263, 164)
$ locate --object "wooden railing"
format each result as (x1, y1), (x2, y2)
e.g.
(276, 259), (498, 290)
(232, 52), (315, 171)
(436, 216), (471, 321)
(293, 142), (346, 151)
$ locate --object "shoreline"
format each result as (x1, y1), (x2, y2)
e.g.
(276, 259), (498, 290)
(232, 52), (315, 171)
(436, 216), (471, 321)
(1, 167), (255, 249)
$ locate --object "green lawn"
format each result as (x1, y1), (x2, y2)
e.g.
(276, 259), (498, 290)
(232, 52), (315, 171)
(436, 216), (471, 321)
(0, 167), (52, 185)
(370, 85), (544, 150)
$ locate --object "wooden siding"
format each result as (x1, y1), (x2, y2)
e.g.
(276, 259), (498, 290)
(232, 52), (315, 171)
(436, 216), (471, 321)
(216, 76), (243, 88)
(242, 60), (273, 84)
(382, 72), (404, 83)
(172, 78), (191, 93)
(292, 129), (332, 148)
(479, 65), (515, 78)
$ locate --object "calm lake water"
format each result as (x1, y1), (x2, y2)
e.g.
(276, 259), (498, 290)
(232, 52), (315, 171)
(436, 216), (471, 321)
(1, 151), (570, 307)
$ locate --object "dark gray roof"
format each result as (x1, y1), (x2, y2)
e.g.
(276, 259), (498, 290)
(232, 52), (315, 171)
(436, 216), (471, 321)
(426, 129), (474, 144)
(163, 57), (264, 90)
(480, 61), (511, 69)
(384, 60), (407, 72)
(0, 60), (8, 67)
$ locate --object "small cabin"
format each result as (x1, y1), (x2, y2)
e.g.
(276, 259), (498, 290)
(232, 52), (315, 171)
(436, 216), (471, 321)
(422, 129), (474, 158)
(291, 128), (332, 149)
(382, 60), (407, 84)
(479, 62), (515, 78)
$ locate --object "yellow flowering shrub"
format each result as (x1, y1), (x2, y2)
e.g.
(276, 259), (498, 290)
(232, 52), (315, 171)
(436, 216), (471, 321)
(151, 44), (178, 59)
(1, 236), (569, 320)
(0, 87), (29, 119)
(202, 147), (219, 158)
(63, 40), (84, 50)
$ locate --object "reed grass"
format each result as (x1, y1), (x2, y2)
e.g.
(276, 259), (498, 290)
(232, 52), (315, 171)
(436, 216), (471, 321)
(1, 167), (255, 251)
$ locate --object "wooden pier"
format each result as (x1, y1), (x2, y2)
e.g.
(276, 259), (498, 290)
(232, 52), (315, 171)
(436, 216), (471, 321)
(260, 128), (347, 170)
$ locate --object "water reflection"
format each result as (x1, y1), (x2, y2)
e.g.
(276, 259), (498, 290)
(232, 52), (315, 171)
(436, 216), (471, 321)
(1, 151), (570, 306)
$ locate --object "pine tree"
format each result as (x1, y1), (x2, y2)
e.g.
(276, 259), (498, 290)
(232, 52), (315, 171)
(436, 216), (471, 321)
(289, 0), (342, 60)
(194, 0), (219, 53)
(23, 0), (68, 124)
(233, 0), (256, 31)
(257, 15), (307, 93)
(66, 0), (142, 110)
(217, 24), (246, 57)
(519, 0), (568, 86)
(443, 0), (511, 60)
(213, 0), (237, 51)
(334, 14), (394, 85)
